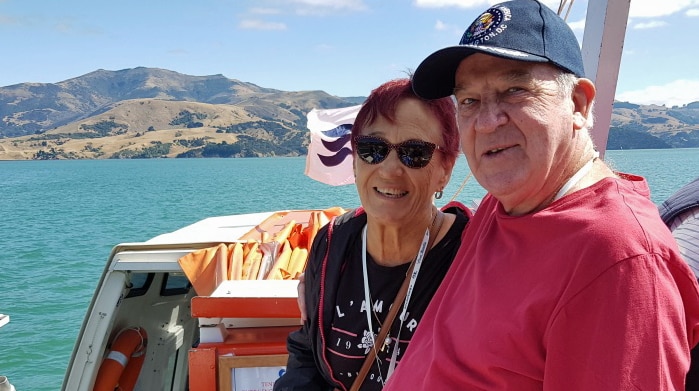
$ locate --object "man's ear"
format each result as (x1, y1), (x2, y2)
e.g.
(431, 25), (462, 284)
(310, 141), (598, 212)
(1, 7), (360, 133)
(572, 78), (596, 130)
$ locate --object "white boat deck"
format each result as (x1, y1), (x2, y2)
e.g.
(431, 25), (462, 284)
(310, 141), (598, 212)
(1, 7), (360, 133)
(146, 211), (276, 244)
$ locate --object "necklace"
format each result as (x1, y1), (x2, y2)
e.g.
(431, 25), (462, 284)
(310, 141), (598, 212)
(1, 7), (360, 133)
(360, 209), (439, 385)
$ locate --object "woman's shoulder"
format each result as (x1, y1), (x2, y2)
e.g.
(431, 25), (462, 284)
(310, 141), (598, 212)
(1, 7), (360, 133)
(312, 208), (366, 250)
(306, 208), (365, 277)
(321, 208), (366, 236)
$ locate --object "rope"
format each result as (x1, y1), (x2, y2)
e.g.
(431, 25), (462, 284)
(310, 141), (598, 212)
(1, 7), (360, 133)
(557, 0), (575, 21)
(449, 172), (473, 202)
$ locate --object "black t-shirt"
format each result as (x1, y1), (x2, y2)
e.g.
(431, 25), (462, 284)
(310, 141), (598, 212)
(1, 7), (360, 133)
(325, 214), (465, 390)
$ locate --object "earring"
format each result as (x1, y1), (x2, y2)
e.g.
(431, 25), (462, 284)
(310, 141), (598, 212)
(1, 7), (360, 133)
(435, 190), (443, 200)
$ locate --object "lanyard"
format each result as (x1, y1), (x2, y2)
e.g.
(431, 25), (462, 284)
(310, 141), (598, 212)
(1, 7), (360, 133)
(553, 151), (600, 202)
(361, 224), (430, 383)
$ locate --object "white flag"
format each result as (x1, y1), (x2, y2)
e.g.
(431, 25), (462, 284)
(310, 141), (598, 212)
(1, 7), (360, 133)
(305, 105), (361, 186)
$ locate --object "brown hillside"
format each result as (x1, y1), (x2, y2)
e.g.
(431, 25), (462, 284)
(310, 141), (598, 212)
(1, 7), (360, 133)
(0, 99), (285, 159)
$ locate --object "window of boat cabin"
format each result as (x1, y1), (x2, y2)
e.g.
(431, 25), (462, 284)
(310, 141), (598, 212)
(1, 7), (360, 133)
(161, 272), (191, 296)
(125, 272), (154, 298)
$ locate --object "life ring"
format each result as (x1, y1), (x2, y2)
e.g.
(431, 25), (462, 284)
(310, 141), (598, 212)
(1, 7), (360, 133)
(94, 327), (148, 391)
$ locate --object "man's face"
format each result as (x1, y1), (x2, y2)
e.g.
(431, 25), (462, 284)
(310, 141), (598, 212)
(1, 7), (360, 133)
(453, 54), (579, 215)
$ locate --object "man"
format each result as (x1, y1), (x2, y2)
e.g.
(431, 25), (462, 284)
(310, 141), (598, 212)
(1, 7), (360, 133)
(383, 0), (699, 389)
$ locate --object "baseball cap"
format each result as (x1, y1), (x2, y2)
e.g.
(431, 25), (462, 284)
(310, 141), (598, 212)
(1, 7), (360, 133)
(412, 0), (585, 99)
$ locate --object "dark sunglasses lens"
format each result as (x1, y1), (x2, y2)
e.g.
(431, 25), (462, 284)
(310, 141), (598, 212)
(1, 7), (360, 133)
(356, 139), (389, 164)
(398, 142), (434, 168)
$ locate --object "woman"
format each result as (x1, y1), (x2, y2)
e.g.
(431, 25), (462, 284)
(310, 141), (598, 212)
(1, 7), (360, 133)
(274, 78), (470, 391)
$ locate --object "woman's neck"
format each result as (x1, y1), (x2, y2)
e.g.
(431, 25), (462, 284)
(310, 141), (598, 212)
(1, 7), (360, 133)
(366, 207), (439, 266)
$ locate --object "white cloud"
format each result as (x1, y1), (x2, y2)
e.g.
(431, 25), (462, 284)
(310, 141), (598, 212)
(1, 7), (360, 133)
(292, 0), (367, 14)
(246, 0), (367, 17)
(434, 19), (465, 37)
(633, 20), (668, 29)
(249, 8), (281, 15)
(616, 80), (699, 106)
(414, 0), (569, 11)
(238, 20), (286, 30)
(414, 0), (699, 19)
(629, 0), (699, 18)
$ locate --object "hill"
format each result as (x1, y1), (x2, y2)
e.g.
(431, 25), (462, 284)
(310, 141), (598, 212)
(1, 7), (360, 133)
(0, 67), (697, 159)
(0, 67), (356, 159)
(609, 101), (699, 149)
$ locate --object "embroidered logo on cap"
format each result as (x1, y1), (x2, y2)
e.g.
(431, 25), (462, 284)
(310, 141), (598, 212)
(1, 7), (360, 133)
(462, 6), (512, 45)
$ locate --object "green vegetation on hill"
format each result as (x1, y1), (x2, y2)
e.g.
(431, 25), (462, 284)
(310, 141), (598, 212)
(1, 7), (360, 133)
(80, 120), (128, 136)
(607, 126), (672, 150)
(110, 141), (172, 159)
(169, 110), (207, 128)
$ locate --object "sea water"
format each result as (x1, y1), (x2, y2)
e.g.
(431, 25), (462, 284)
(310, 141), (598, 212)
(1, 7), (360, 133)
(0, 149), (697, 390)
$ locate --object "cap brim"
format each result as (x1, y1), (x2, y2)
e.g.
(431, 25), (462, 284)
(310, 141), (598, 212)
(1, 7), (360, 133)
(412, 45), (549, 100)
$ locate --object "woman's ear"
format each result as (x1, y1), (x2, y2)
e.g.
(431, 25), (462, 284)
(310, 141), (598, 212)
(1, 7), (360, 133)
(572, 78), (596, 130)
(438, 162), (454, 193)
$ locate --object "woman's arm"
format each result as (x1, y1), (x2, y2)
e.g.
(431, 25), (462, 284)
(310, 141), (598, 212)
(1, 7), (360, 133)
(274, 325), (330, 391)
(274, 224), (334, 391)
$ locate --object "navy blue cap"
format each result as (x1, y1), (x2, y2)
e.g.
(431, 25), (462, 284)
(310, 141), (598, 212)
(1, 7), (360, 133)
(413, 0), (585, 99)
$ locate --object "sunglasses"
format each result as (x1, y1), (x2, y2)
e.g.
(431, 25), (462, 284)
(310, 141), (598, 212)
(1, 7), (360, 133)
(354, 135), (443, 169)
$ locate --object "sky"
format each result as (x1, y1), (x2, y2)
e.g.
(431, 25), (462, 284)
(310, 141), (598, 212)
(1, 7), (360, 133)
(1, 0), (699, 107)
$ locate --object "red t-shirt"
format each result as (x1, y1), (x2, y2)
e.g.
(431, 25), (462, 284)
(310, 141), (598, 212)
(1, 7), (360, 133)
(384, 175), (699, 390)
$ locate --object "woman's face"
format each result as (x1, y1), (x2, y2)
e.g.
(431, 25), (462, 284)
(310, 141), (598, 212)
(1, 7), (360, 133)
(354, 97), (453, 227)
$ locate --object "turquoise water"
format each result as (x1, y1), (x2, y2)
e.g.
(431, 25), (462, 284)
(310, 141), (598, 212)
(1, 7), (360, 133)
(0, 149), (697, 390)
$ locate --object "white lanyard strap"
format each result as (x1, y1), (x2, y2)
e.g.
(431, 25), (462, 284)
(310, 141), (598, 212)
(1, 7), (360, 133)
(361, 224), (430, 382)
(553, 151), (600, 202)
(386, 227), (429, 379)
(361, 225), (378, 350)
